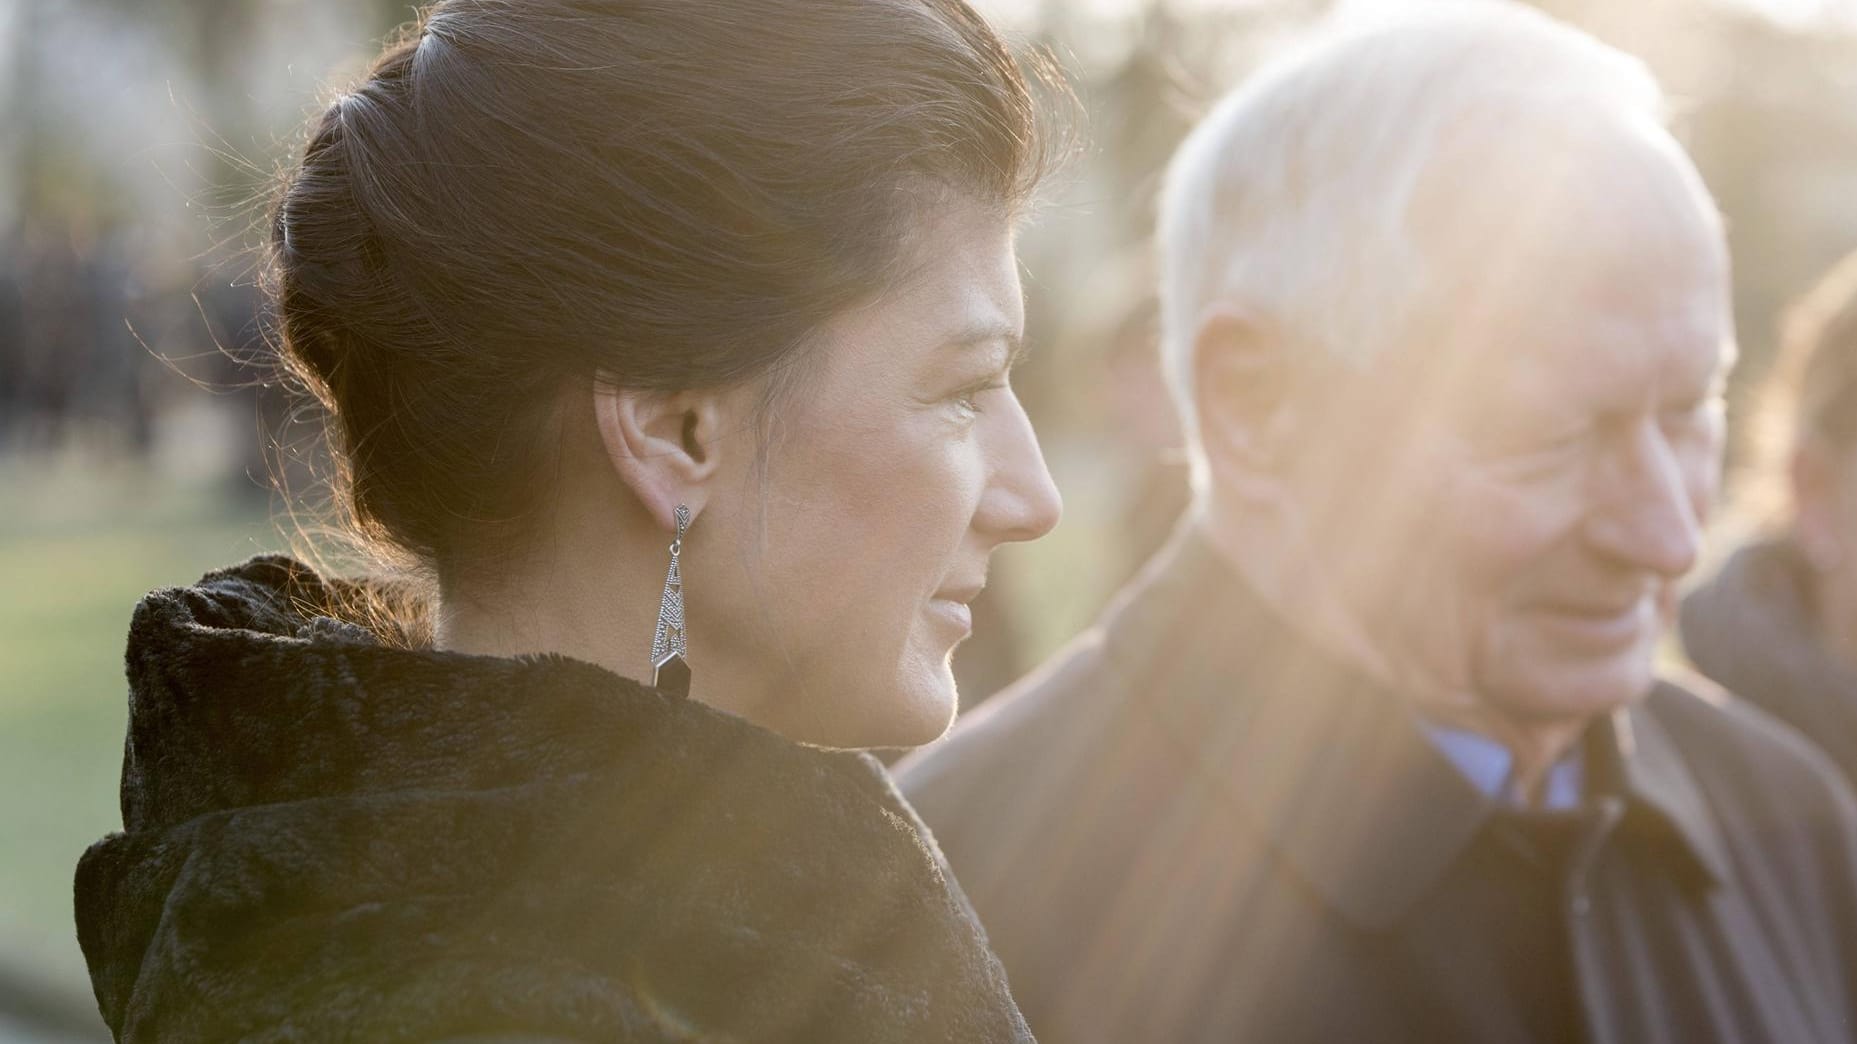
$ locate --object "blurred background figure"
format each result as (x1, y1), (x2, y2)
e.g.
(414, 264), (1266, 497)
(9, 0), (1857, 1039)
(1682, 249), (1857, 779)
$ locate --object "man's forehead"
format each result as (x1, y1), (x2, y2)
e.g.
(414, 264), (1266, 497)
(1359, 260), (1731, 420)
(1409, 112), (1725, 288)
(1383, 133), (1730, 383)
(1509, 302), (1729, 395)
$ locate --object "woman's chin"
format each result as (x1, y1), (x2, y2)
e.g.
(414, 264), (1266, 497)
(790, 674), (957, 751)
(887, 669), (962, 747)
(886, 689), (961, 750)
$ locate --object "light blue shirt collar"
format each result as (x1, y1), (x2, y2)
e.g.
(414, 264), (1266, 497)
(1421, 721), (1584, 811)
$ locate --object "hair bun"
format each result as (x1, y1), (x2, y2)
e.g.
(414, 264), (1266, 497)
(271, 90), (404, 393)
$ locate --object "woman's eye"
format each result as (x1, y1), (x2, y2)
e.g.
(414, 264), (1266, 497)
(950, 380), (1006, 416)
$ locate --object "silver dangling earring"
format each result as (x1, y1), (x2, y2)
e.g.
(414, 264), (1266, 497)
(650, 504), (692, 697)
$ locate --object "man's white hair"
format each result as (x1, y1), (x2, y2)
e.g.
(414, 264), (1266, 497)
(1157, 0), (1684, 494)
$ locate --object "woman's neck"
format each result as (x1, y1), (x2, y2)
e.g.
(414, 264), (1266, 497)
(432, 537), (772, 730)
(434, 544), (655, 685)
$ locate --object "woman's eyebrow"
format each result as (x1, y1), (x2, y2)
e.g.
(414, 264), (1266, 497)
(942, 321), (1026, 364)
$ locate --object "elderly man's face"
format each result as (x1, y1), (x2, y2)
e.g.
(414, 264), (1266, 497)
(1283, 132), (1733, 724)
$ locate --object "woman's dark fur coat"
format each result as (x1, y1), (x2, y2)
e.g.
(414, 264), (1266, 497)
(73, 555), (1031, 1043)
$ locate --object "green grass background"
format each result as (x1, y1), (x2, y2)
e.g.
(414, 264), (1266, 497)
(0, 455), (277, 1034)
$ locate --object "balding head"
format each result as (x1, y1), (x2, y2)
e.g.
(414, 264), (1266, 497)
(1158, 0), (1721, 494)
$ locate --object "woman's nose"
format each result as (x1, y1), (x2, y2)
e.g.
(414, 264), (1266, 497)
(977, 393), (1063, 544)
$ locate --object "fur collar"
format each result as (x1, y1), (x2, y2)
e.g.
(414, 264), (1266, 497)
(75, 555), (1029, 1043)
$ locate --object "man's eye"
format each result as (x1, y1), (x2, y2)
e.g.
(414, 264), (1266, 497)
(1536, 428), (1594, 455)
(1479, 425), (1594, 482)
(1486, 426), (1590, 460)
(1661, 397), (1718, 429)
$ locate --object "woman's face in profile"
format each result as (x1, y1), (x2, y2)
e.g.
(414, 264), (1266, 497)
(693, 197), (1062, 748)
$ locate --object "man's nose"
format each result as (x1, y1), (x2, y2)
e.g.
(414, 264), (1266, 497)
(1586, 418), (1706, 579)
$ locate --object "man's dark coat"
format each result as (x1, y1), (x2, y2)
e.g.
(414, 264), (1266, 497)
(75, 555), (1032, 1043)
(898, 530), (1857, 1043)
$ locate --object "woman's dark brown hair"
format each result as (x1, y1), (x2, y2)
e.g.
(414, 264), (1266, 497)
(270, 0), (1063, 577)
(1736, 249), (1857, 531)
(1773, 251), (1857, 455)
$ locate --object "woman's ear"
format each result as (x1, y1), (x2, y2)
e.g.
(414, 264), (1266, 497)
(592, 372), (733, 531)
(1191, 307), (1298, 501)
(1793, 438), (1847, 571)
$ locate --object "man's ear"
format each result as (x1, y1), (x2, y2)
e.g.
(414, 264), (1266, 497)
(592, 372), (732, 532)
(1191, 307), (1298, 499)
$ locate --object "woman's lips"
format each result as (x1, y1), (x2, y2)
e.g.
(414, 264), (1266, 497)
(928, 598), (974, 632)
(929, 577), (984, 638)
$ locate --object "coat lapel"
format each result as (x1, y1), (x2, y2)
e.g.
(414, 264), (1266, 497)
(1099, 529), (1732, 930)
(1099, 529), (1493, 930)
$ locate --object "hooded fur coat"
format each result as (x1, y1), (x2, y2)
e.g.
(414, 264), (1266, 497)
(73, 555), (1031, 1044)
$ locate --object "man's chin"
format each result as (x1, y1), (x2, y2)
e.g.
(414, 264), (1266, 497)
(1491, 658), (1657, 724)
